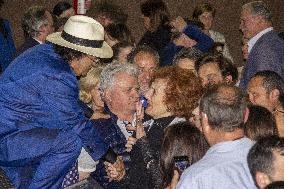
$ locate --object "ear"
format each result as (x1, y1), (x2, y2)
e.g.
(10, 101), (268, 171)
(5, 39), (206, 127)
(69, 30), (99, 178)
(255, 171), (271, 189)
(270, 89), (280, 101)
(100, 89), (109, 103)
(201, 112), (210, 134)
(224, 75), (233, 84)
(244, 107), (250, 123)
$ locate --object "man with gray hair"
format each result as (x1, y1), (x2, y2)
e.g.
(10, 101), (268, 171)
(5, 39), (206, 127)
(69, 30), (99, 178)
(177, 84), (257, 189)
(239, 1), (284, 89)
(16, 6), (54, 56)
(89, 63), (140, 188)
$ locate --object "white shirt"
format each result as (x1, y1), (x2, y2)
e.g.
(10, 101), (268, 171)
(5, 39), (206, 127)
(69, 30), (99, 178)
(33, 37), (44, 44)
(248, 27), (273, 53)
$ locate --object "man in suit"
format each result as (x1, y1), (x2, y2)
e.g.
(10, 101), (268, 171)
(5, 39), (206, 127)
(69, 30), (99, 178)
(15, 6), (54, 57)
(0, 15), (118, 189)
(239, 1), (284, 89)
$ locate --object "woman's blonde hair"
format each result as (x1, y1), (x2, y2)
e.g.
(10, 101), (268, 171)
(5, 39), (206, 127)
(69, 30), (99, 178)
(79, 67), (104, 103)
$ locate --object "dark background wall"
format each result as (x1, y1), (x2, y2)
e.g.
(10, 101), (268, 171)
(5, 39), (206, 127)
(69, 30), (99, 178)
(1, 0), (284, 66)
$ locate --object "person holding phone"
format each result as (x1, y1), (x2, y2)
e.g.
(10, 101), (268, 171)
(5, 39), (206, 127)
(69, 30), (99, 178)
(160, 122), (209, 189)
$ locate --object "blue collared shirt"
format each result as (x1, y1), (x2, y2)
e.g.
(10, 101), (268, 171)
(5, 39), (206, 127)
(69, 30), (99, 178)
(177, 138), (257, 189)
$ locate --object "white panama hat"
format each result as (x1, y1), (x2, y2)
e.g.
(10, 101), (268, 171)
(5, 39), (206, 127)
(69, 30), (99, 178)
(47, 15), (113, 58)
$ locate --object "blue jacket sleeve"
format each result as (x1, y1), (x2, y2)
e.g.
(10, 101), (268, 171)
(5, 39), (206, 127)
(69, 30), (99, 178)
(160, 42), (183, 66)
(36, 72), (109, 160)
(160, 25), (214, 66)
(183, 25), (214, 52)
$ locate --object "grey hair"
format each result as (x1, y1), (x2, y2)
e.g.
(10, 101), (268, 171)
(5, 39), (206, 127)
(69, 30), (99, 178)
(242, 1), (272, 22)
(21, 6), (49, 38)
(99, 63), (138, 91)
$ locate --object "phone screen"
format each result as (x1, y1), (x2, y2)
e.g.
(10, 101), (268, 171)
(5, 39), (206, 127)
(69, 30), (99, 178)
(174, 156), (190, 173)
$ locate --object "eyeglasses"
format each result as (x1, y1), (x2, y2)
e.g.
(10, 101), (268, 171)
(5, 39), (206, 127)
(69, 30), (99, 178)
(87, 56), (100, 66)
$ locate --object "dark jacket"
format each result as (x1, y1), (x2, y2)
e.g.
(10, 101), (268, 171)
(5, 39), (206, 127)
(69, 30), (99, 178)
(121, 116), (177, 189)
(138, 25), (172, 57)
(239, 30), (284, 89)
(90, 113), (129, 189)
(15, 37), (40, 58)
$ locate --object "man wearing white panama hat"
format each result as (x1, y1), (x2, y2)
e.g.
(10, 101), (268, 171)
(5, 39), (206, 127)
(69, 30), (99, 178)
(0, 15), (121, 189)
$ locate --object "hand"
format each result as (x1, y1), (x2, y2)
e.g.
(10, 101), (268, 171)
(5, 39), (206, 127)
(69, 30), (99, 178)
(136, 122), (146, 139)
(165, 170), (180, 189)
(126, 122), (146, 140)
(91, 112), (110, 120)
(136, 101), (144, 121)
(125, 136), (137, 152)
(170, 16), (187, 33)
(105, 156), (125, 182)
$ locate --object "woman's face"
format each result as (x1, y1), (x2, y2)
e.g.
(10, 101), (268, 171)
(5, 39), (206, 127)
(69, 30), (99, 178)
(142, 15), (151, 31)
(118, 46), (133, 63)
(198, 11), (214, 31)
(145, 78), (169, 119)
(91, 84), (104, 109)
(60, 8), (75, 18)
(104, 33), (118, 47)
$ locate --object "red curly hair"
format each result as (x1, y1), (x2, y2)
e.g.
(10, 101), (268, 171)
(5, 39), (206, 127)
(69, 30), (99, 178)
(152, 66), (203, 119)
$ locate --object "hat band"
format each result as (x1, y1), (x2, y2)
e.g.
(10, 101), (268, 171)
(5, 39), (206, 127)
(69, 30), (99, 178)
(61, 31), (104, 48)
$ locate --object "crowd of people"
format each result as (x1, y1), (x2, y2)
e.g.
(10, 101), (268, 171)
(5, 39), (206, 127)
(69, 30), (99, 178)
(0, 0), (284, 189)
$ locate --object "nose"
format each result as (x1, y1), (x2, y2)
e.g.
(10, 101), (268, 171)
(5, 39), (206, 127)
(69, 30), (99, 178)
(248, 93), (255, 104)
(201, 79), (209, 87)
(239, 21), (244, 31)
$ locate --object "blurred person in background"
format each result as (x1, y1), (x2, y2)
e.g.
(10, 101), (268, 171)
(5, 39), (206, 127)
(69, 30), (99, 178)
(112, 41), (134, 64)
(88, 1), (127, 27)
(105, 23), (135, 47)
(245, 105), (278, 141)
(173, 47), (203, 72)
(248, 136), (284, 189)
(53, 1), (75, 19)
(195, 53), (238, 87)
(247, 71), (284, 137)
(138, 0), (171, 57)
(160, 122), (209, 189)
(161, 17), (213, 66)
(193, 3), (234, 62)
(16, 6), (54, 56)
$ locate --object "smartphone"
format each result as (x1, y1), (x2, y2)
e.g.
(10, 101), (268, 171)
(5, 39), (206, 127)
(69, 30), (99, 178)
(173, 156), (190, 173)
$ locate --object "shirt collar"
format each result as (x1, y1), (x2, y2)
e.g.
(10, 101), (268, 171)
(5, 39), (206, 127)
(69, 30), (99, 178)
(33, 37), (44, 44)
(248, 27), (273, 53)
(206, 137), (253, 155)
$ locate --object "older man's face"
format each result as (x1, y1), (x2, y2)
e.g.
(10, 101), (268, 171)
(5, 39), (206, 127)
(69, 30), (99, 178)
(240, 9), (260, 39)
(105, 72), (139, 117)
(133, 52), (158, 93)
